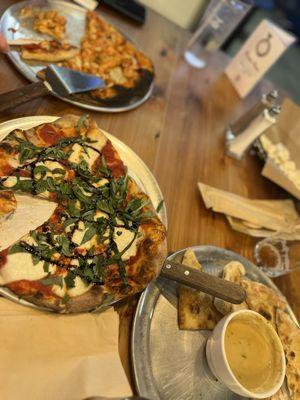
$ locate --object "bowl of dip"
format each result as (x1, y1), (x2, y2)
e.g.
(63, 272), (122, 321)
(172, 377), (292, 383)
(206, 309), (286, 398)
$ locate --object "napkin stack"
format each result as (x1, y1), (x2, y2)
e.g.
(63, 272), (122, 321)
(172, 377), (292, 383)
(198, 182), (300, 240)
(0, 298), (132, 400)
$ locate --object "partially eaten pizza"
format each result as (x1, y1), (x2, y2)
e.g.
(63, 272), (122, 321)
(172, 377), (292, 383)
(17, 6), (154, 106)
(0, 115), (167, 312)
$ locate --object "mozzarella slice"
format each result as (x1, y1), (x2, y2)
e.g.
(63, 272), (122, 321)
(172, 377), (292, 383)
(0, 252), (54, 285)
(35, 160), (66, 179)
(68, 276), (92, 297)
(68, 143), (99, 168)
(114, 227), (142, 261)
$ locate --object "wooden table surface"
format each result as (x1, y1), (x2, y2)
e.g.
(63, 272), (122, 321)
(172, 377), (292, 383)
(0, 0), (300, 390)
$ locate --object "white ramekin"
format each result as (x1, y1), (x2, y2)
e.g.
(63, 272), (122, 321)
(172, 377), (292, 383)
(206, 309), (286, 398)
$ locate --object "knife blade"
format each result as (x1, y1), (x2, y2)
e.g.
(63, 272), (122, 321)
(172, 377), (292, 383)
(0, 65), (105, 112)
(160, 260), (246, 304)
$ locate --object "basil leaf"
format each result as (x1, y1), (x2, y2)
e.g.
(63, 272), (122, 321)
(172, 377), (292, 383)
(81, 226), (97, 245)
(62, 218), (77, 230)
(41, 275), (63, 287)
(9, 243), (28, 255)
(64, 272), (76, 288)
(72, 184), (92, 203)
(34, 165), (51, 177)
(32, 254), (40, 265)
(61, 237), (72, 257)
(62, 293), (70, 304)
(67, 199), (81, 217)
(43, 261), (50, 273)
(76, 115), (89, 133)
(156, 199), (164, 213)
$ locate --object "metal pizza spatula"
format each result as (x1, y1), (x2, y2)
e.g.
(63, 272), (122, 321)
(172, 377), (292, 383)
(0, 65), (105, 112)
(160, 260), (246, 304)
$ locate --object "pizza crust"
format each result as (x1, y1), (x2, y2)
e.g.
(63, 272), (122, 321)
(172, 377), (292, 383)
(21, 41), (78, 62)
(178, 249), (222, 330)
(276, 309), (300, 399)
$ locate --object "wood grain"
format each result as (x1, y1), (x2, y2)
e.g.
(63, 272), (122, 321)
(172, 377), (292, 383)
(0, 0), (299, 391)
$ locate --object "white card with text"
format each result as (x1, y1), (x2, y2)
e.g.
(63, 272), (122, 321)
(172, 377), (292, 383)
(225, 19), (296, 98)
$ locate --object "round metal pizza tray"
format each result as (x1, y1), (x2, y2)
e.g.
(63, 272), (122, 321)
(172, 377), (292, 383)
(1, 0), (154, 113)
(132, 245), (298, 400)
(0, 115), (167, 311)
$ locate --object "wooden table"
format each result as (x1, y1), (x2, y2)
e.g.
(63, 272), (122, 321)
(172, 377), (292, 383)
(0, 0), (299, 389)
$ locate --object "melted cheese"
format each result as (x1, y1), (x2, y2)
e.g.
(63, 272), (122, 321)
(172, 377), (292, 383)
(35, 161), (66, 179)
(68, 143), (99, 168)
(93, 178), (109, 188)
(52, 280), (66, 297)
(68, 276), (92, 297)
(114, 227), (141, 261)
(0, 252), (50, 285)
(3, 176), (17, 188)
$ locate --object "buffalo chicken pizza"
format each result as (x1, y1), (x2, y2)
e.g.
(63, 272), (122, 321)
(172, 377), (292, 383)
(0, 115), (166, 312)
(18, 6), (154, 106)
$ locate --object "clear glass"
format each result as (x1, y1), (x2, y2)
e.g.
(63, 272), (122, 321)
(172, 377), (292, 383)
(184, 0), (253, 69)
(254, 238), (300, 277)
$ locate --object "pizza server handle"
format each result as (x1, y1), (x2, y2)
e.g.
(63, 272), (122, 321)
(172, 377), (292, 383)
(0, 81), (50, 112)
(160, 261), (246, 304)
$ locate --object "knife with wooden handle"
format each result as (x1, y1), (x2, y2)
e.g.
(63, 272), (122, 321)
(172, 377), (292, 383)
(160, 261), (246, 304)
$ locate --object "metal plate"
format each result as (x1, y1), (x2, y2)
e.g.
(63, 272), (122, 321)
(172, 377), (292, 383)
(0, 115), (167, 311)
(132, 245), (297, 400)
(0, 0), (154, 113)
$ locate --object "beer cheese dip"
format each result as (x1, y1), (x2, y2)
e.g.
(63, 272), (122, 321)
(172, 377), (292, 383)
(224, 313), (283, 393)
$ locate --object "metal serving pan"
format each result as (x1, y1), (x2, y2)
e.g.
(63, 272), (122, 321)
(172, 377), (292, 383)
(132, 245), (297, 400)
(1, 0), (154, 112)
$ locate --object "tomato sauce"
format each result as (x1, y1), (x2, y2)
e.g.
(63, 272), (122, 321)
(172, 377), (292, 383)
(38, 124), (63, 146)
(0, 249), (8, 269)
(101, 141), (126, 178)
(7, 280), (55, 297)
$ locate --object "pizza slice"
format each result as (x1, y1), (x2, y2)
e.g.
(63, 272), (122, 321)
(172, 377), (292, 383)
(34, 10), (66, 40)
(0, 115), (167, 312)
(276, 309), (300, 399)
(178, 249), (222, 330)
(20, 40), (78, 62)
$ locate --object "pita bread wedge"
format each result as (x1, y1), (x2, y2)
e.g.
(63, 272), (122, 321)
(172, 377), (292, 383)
(178, 249), (222, 330)
(241, 280), (287, 328)
(276, 309), (300, 399)
(214, 261), (248, 315)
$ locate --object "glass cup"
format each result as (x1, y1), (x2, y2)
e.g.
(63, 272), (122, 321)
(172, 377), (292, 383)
(254, 238), (300, 277)
(184, 0), (253, 69)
